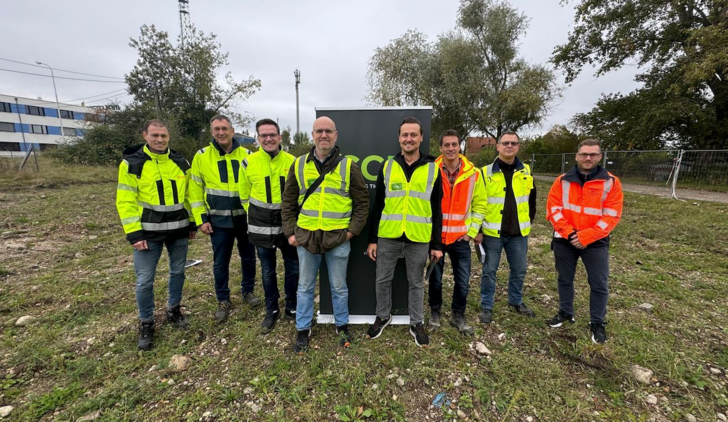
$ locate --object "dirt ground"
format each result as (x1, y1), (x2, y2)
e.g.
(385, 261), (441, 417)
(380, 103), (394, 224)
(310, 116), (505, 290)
(534, 175), (728, 204)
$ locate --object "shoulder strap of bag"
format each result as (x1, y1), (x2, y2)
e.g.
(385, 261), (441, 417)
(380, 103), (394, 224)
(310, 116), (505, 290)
(296, 155), (345, 215)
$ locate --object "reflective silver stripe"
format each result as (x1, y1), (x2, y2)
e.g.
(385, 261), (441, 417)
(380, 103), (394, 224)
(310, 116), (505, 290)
(464, 175), (475, 215)
(409, 191), (432, 200)
(386, 190), (407, 198)
(241, 158), (248, 169)
(584, 207), (602, 216)
(515, 195), (529, 204)
(469, 221), (481, 231)
(383, 158), (394, 190)
(205, 188), (239, 197)
(422, 162), (436, 199)
(250, 197), (282, 210)
(248, 225), (283, 235)
(208, 209), (246, 216)
(471, 212), (484, 220)
(601, 178), (613, 205)
(190, 174), (203, 184)
(117, 183), (137, 193)
(339, 157), (349, 191)
(138, 202), (185, 212)
(122, 159), (130, 167)
(297, 155), (307, 195)
(554, 231), (564, 238)
(121, 216), (140, 225)
(381, 214), (403, 221)
(406, 215), (431, 224)
(552, 212), (565, 222)
(550, 206), (563, 213)
(444, 213), (466, 220)
(443, 225), (466, 232)
(300, 209), (352, 219)
(603, 208), (619, 217)
(325, 188), (350, 197)
(488, 197), (505, 205)
(563, 203), (582, 212)
(482, 222), (500, 230)
(485, 164), (494, 177)
(190, 201), (205, 209)
(519, 221), (531, 230)
(142, 220), (190, 231)
(561, 180), (572, 211)
(596, 220), (608, 230)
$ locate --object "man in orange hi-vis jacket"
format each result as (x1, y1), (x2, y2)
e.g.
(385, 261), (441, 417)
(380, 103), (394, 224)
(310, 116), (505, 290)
(545, 139), (623, 344)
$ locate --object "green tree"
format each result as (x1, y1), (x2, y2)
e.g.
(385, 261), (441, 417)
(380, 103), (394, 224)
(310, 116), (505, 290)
(281, 126), (292, 146)
(289, 132), (312, 157)
(553, 0), (728, 149)
(366, 0), (559, 140)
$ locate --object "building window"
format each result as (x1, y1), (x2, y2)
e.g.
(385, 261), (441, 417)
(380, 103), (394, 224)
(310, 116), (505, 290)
(62, 127), (76, 136)
(39, 143), (57, 151)
(30, 125), (47, 134)
(26, 106), (45, 116)
(0, 122), (15, 132)
(60, 110), (74, 119)
(0, 142), (21, 152)
(0, 102), (11, 113)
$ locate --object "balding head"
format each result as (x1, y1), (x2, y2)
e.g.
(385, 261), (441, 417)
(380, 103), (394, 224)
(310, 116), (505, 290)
(312, 116), (338, 158)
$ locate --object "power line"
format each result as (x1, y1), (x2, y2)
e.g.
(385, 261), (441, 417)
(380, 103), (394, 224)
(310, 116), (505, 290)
(0, 57), (125, 80)
(62, 89), (128, 102)
(85, 93), (132, 105)
(0, 67), (127, 83)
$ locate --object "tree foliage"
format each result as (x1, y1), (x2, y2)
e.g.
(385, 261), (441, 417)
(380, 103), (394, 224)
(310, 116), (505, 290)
(553, 0), (728, 149)
(366, 0), (559, 140)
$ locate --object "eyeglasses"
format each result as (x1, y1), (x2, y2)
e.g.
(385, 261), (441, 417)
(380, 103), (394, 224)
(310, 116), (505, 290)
(499, 141), (519, 147)
(314, 129), (335, 135)
(258, 133), (279, 139)
(577, 153), (602, 159)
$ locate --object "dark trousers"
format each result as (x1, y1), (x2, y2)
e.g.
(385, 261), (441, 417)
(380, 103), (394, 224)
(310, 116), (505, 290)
(552, 240), (610, 324)
(256, 242), (299, 313)
(210, 225), (257, 302)
(428, 239), (471, 315)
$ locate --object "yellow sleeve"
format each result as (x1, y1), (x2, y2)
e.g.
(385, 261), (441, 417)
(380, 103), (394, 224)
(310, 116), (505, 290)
(188, 151), (207, 226)
(116, 160), (143, 243)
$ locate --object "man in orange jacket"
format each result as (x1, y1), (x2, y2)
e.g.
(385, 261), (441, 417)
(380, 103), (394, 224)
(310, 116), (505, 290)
(545, 139), (623, 344)
(428, 130), (486, 334)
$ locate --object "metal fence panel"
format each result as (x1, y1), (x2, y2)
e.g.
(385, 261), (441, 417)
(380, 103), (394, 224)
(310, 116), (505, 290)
(676, 150), (728, 189)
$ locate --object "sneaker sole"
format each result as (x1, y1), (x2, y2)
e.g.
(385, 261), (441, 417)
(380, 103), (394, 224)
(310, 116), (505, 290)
(591, 334), (606, 344)
(366, 317), (391, 340)
(409, 329), (429, 347)
(547, 320), (575, 328)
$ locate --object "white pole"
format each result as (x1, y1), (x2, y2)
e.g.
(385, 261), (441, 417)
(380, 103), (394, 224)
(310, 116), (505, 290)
(36, 61), (65, 138)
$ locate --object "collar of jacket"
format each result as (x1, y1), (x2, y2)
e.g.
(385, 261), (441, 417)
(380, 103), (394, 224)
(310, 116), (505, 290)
(211, 138), (241, 155)
(436, 154), (475, 181)
(254, 145), (284, 161)
(490, 155), (525, 173)
(122, 143), (190, 177)
(394, 150), (435, 168)
(306, 145), (340, 164)
(563, 165), (609, 183)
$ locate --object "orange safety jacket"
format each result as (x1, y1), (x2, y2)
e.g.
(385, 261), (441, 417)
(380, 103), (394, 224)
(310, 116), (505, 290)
(436, 155), (487, 245)
(546, 166), (623, 246)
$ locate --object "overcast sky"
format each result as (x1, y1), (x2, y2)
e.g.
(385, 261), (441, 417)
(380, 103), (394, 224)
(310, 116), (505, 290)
(0, 0), (642, 137)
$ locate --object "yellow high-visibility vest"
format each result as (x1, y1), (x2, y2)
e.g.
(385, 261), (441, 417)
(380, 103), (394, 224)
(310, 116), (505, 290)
(481, 159), (533, 237)
(294, 154), (353, 231)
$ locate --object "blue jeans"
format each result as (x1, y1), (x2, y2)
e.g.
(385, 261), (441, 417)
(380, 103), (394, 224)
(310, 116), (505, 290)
(210, 225), (256, 302)
(133, 237), (188, 321)
(256, 242), (299, 313)
(428, 239), (471, 315)
(480, 235), (528, 311)
(296, 241), (351, 330)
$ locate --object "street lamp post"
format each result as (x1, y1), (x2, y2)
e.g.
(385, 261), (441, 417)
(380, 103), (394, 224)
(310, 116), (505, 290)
(294, 69), (301, 136)
(35, 61), (64, 138)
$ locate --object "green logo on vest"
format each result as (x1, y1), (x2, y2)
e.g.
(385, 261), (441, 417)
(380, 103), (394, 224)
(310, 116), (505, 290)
(391, 183), (404, 191)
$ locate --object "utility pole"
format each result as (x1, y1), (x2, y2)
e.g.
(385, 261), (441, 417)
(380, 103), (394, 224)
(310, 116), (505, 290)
(15, 97), (38, 172)
(178, 0), (191, 47)
(294, 69), (301, 135)
(35, 61), (64, 138)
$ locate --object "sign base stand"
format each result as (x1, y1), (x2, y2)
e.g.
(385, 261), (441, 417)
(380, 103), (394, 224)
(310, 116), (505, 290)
(316, 313), (411, 325)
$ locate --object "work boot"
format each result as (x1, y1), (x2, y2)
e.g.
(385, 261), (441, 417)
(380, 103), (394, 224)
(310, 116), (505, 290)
(166, 304), (189, 328)
(336, 324), (352, 348)
(449, 313), (474, 335)
(137, 320), (154, 351)
(260, 310), (280, 334)
(479, 309), (493, 324)
(509, 302), (536, 318)
(428, 309), (441, 331)
(293, 329), (311, 354)
(590, 322), (607, 344)
(214, 300), (232, 324)
(242, 292), (262, 307)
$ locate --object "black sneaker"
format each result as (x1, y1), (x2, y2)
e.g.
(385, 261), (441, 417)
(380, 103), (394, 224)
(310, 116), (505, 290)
(293, 329), (311, 353)
(590, 322), (607, 344)
(214, 300), (232, 324)
(428, 309), (441, 331)
(479, 309), (493, 324)
(284, 308), (296, 321)
(336, 325), (351, 348)
(509, 302), (536, 318)
(366, 315), (391, 339)
(409, 323), (430, 347)
(137, 320), (154, 351)
(261, 310), (280, 334)
(546, 311), (575, 328)
(449, 313), (474, 335)
(166, 304), (189, 328)
(242, 292), (262, 307)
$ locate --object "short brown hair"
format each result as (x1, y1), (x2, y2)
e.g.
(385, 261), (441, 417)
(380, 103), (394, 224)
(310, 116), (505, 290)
(497, 130), (519, 143)
(577, 138), (601, 151)
(210, 114), (233, 127)
(143, 119), (167, 133)
(399, 117), (423, 135)
(439, 129), (460, 146)
(255, 118), (280, 135)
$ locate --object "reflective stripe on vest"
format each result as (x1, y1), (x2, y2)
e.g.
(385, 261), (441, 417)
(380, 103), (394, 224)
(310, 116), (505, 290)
(294, 155), (353, 231)
(481, 162), (533, 238)
(378, 159), (436, 243)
